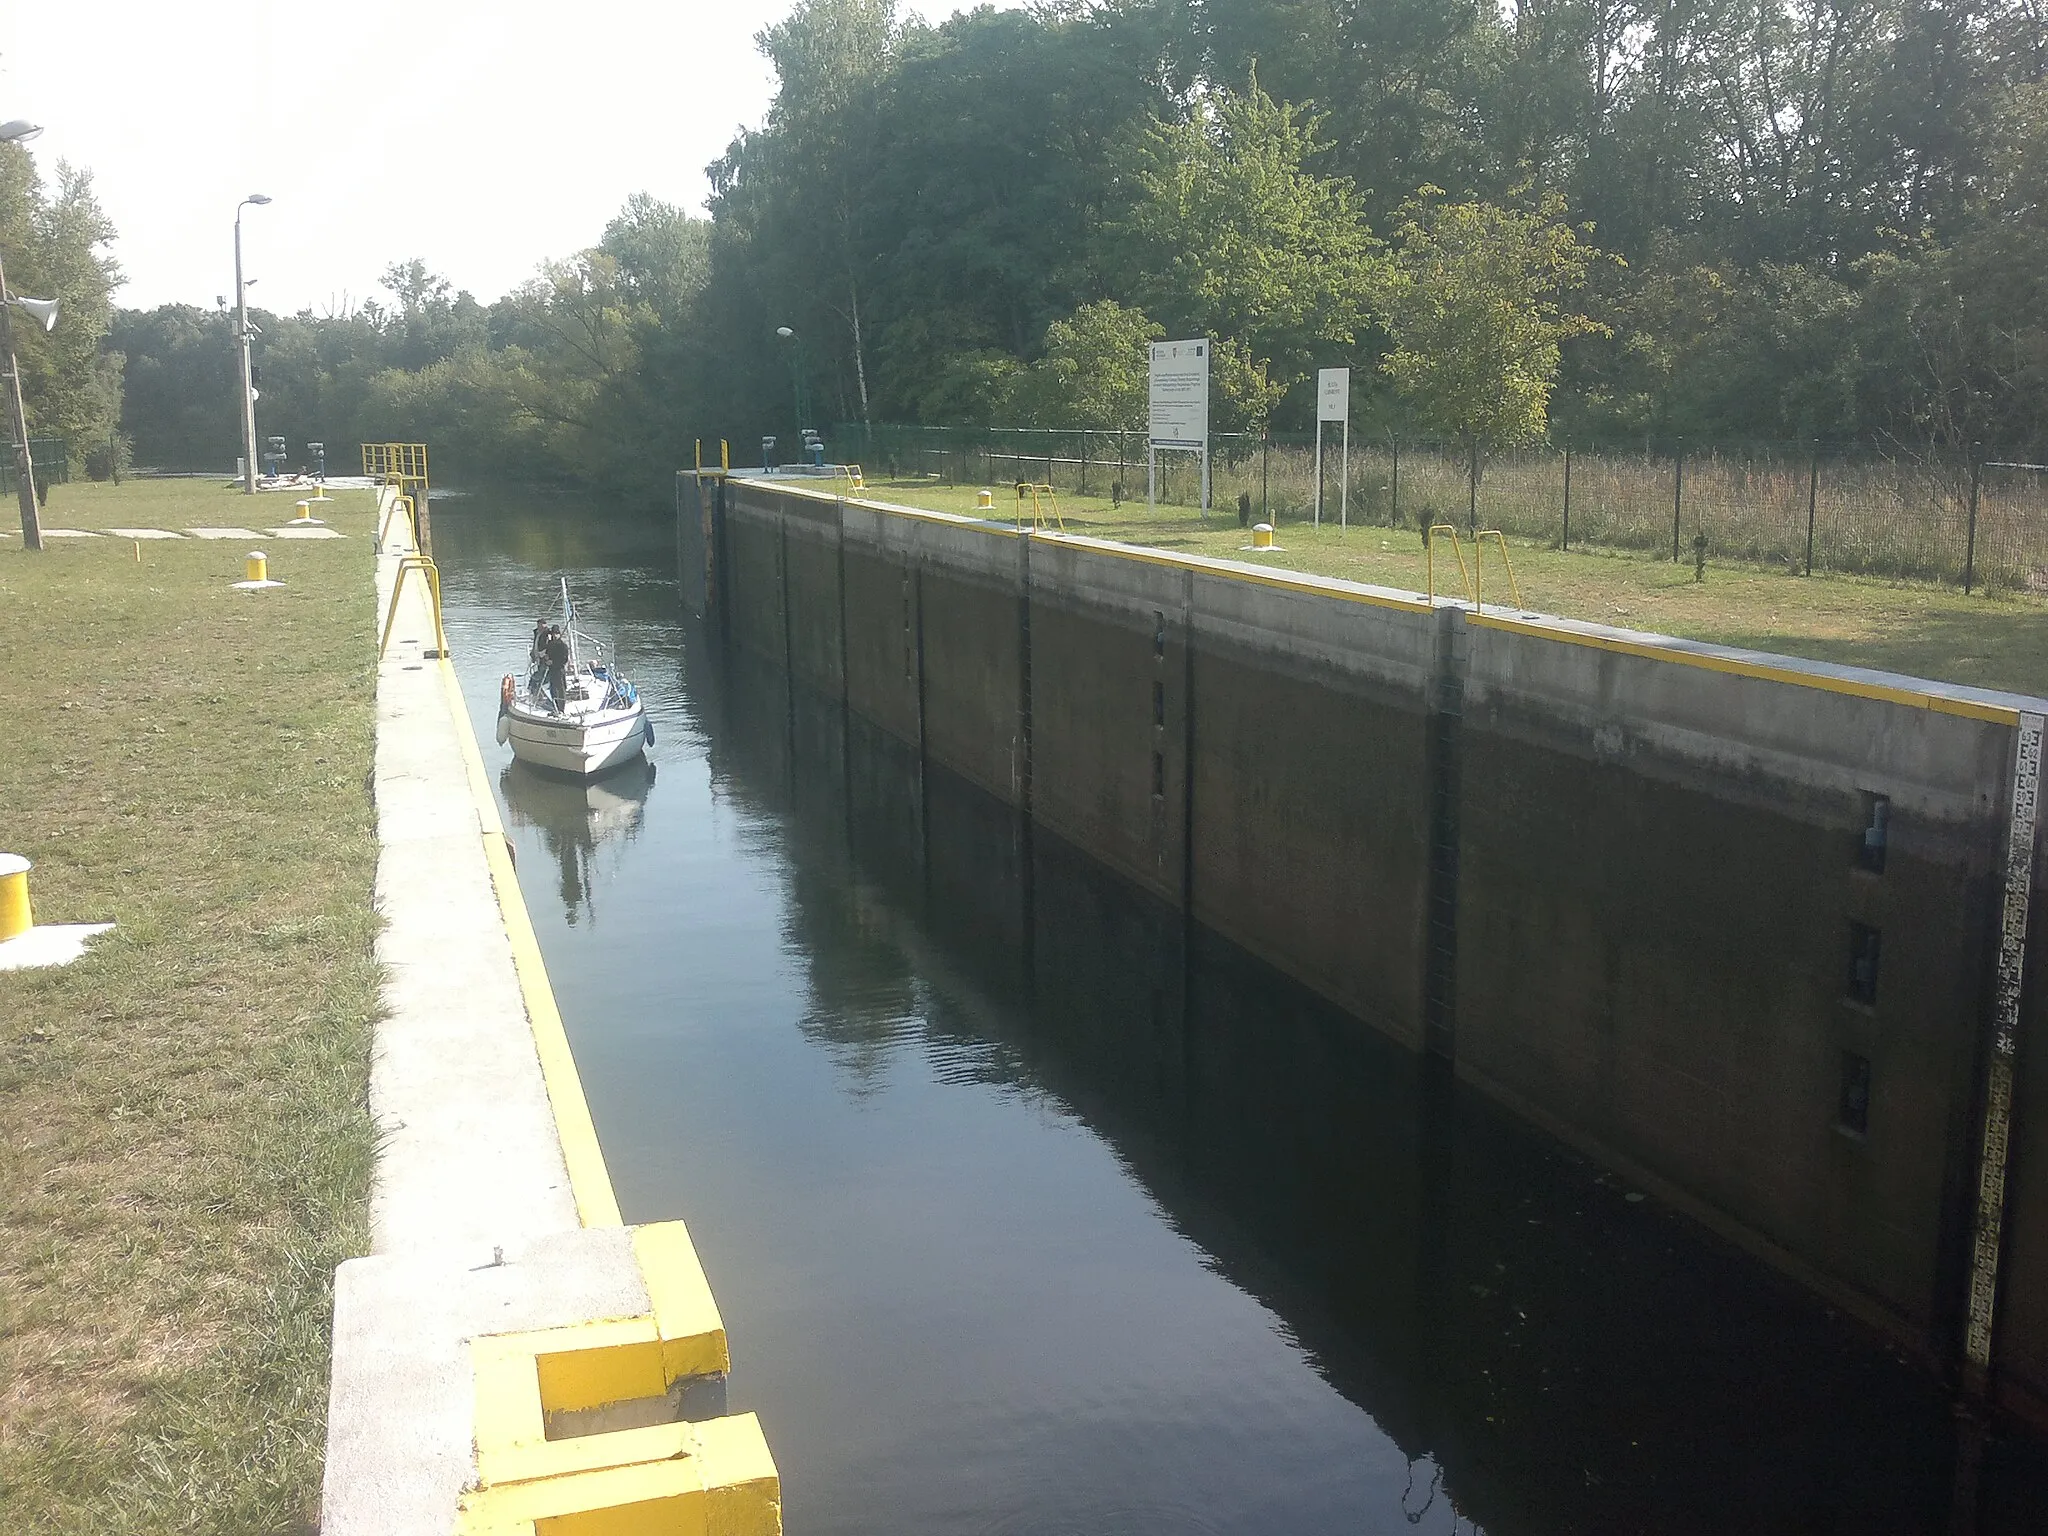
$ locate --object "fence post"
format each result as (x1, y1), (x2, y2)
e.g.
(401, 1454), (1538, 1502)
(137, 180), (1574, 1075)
(1964, 445), (1983, 595)
(1390, 437), (1400, 528)
(1561, 444), (1572, 550)
(1804, 442), (1819, 576)
(1468, 438), (1479, 536)
(1261, 433), (1270, 522)
(1080, 432), (1089, 497)
(1672, 441), (1684, 562)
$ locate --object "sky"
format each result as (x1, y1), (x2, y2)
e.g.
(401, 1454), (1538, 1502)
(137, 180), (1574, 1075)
(3, 0), (1009, 315)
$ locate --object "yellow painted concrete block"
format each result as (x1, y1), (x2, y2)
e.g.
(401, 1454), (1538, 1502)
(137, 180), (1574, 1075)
(632, 1223), (730, 1381)
(536, 1331), (668, 1415)
(456, 1414), (780, 1536)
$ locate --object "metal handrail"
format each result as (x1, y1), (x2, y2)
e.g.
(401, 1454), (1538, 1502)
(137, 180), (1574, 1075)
(1014, 480), (1064, 532)
(377, 492), (419, 553)
(1425, 525), (1473, 605)
(378, 554), (449, 659)
(1474, 530), (1526, 612)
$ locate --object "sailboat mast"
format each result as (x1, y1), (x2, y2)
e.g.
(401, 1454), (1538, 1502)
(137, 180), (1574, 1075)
(559, 577), (580, 668)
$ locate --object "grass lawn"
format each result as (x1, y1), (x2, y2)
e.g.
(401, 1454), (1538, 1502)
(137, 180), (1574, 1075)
(864, 477), (2048, 700)
(0, 479), (380, 1534)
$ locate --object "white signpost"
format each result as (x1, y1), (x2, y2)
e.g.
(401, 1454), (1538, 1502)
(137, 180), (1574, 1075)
(1316, 366), (1351, 528)
(1149, 339), (1211, 517)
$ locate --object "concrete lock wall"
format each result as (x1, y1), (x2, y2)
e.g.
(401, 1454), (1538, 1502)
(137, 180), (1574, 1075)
(677, 470), (2048, 1423)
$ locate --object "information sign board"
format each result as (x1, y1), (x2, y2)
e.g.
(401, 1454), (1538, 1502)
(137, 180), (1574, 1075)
(1317, 367), (1351, 423)
(1149, 340), (1210, 449)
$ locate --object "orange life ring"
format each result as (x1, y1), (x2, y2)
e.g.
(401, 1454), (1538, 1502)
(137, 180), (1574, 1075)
(500, 674), (515, 712)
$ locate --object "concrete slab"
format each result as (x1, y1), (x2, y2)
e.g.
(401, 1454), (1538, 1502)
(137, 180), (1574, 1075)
(323, 1226), (649, 1536)
(370, 528), (580, 1255)
(268, 525), (345, 539)
(104, 527), (185, 539)
(36, 528), (99, 538)
(183, 526), (266, 539)
(0, 923), (115, 971)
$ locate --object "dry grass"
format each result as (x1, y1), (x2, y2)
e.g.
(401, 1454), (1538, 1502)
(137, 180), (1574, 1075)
(873, 438), (2048, 590)
(862, 476), (2048, 699)
(0, 479), (380, 1534)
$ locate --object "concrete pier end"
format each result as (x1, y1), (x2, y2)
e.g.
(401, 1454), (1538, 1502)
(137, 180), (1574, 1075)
(323, 487), (779, 1534)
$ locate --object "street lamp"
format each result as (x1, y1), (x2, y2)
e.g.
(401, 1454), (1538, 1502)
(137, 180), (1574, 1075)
(235, 194), (272, 494)
(774, 325), (811, 455)
(1, 117), (52, 552)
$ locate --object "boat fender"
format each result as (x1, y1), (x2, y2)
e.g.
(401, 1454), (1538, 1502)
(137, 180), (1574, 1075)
(643, 717), (655, 748)
(497, 675), (515, 745)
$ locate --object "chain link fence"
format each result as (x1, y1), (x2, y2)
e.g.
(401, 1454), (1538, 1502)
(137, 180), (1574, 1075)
(836, 425), (2048, 593)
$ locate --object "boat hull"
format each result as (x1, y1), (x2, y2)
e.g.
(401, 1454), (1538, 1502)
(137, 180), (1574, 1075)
(504, 702), (648, 776)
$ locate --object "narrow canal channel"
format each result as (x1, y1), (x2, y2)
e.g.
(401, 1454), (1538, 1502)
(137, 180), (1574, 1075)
(434, 495), (2048, 1536)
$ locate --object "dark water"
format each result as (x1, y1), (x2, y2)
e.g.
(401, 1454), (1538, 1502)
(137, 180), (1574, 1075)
(433, 495), (2048, 1536)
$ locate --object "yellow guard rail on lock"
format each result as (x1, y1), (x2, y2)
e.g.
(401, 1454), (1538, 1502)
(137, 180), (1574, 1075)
(378, 493), (420, 553)
(380, 554), (449, 659)
(1473, 529), (1526, 613)
(362, 442), (430, 482)
(1015, 480), (1064, 532)
(1425, 524), (1474, 605)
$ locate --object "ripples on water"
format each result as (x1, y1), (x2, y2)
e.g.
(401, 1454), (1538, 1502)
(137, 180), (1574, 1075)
(431, 496), (2048, 1536)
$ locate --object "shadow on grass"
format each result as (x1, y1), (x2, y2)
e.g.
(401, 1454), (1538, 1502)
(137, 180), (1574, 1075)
(1712, 603), (2048, 698)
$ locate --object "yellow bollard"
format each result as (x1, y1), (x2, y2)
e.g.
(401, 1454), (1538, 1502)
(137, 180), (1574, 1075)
(246, 550), (268, 583)
(976, 489), (994, 511)
(293, 499), (313, 522)
(0, 854), (32, 942)
(1252, 522), (1274, 549)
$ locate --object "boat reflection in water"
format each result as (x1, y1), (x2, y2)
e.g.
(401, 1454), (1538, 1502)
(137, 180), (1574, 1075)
(497, 756), (656, 925)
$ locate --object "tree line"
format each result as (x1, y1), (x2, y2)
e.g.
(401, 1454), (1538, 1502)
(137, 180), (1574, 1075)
(22, 0), (2048, 500)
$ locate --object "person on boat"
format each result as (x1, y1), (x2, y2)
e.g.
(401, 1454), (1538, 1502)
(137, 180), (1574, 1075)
(531, 616), (552, 664)
(543, 626), (572, 712)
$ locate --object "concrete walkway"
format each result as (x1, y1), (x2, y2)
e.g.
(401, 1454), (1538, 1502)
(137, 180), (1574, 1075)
(321, 489), (779, 1534)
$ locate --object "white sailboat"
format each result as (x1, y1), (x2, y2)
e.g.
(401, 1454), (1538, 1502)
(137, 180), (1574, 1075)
(497, 579), (651, 777)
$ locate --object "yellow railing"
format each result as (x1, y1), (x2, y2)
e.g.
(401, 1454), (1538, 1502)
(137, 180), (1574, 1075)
(1425, 525), (1473, 604)
(362, 442), (430, 482)
(378, 493), (420, 554)
(1015, 480), (1064, 532)
(1427, 525), (1527, 613)
(1474, 530), (1526, 612)
(379, 553), (449, 659)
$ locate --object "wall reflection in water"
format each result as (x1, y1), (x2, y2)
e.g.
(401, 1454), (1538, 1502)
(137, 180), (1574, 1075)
(692, 630), (2048, 1536)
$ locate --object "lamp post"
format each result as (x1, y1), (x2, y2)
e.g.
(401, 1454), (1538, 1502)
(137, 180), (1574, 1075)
(774, 325), (811, 449)
(0, 117), (50, 552)
(235, 194), (272, 493)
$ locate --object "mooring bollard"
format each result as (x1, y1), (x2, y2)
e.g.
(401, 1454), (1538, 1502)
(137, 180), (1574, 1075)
(976, 488), (994, 511)
(1252, 522), (1274, 549)
(233, 551), (284, 591)
(293, 500), (313, 522)
(0, 854), (32, 941)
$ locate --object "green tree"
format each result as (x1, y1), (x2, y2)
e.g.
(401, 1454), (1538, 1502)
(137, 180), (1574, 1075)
(1106, 74), (1385, 402)
(1378, 187), (1606, 450)
(1, 146), (123, 472)
(1005, 300), (1162, 430)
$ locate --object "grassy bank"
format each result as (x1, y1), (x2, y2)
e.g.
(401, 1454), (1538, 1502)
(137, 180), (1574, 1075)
(0, 481), (380, 1533)
(863, 477), (2048, 699)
